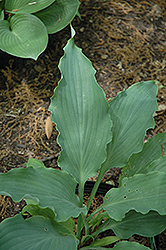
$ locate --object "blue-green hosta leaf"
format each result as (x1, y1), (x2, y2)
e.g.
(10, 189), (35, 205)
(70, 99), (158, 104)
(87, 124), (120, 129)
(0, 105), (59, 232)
(5, 0), (55, 14)
(101, 210), (166, 239)
(49, 32), (112, 184)
(0, 215), (78, 250)
(148, 154), (166, 172)
(35, 0), (80, 34)
(101, 81), (158, 173)
(112, 241), (151, 250)
(0, 13), (48, 59)
(22, 204), (56, 220)
(80, 242), (150, 250)
(119, 131), (166, 184)
(0, 159), (85, 222)
(22, 203), (76, 235)
(103, 172), (166, 221)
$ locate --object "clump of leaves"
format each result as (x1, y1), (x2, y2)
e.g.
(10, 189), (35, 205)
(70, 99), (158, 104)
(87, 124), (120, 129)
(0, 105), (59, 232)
(0, 0), (80, 59)
(0, 27), (166, 250)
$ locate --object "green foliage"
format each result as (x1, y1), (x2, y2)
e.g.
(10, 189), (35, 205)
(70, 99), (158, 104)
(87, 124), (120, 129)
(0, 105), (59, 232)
(0, 28), (166, 249)
(81, 241), (151, 250)
(0, 0), (80, 59)
(0, 214), (78, 250)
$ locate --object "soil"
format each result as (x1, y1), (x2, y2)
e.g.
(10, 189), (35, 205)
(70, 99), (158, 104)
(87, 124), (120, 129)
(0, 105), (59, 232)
(0, 0), (166, 249)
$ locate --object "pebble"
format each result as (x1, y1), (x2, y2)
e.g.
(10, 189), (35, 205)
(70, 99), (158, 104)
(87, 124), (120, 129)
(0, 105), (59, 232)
(34, 65), (46, 72)
(80, 27), (85, 32)
(101, 54), (108, 59)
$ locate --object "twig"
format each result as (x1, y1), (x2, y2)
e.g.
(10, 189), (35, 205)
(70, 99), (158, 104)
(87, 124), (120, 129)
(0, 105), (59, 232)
(40, 153), (60, 162)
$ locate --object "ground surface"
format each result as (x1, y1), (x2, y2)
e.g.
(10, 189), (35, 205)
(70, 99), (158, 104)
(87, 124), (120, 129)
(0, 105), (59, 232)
(0, 0), (166, 249)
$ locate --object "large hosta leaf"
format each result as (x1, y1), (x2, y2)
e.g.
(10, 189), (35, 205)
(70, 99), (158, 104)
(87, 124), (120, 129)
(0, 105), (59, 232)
(0, 158), (85, 222)
(22, 203), (76, 235)
(119, 131), (166, 183)
(35, 0), (80, 34)
(0, 215), (78, 250)
(0, 13), (48, 59)
(101, 81), (158, 172)
(102, 172), (166, 221)
(101, 210), (166, 239)
(148, 154), (166, 172)
(5, 0), (55, 14)
(49, 29), (112, 184)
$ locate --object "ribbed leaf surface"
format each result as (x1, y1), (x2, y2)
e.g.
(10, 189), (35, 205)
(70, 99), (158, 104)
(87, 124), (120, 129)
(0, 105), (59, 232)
(103, 210), (166, 239)
(0, 13), (48, 59)
(112, 241), (151, 250)
(119, 131), (166, 183)
(101, 81), (158, 172)
(35, 0), (80, 34)
(149, 155), (166, 172)
(103, 172), (166, 221)
(80, 241), (150, 250)
(0, 159), (85, 221)
(49, 34), (112, 184)
(89, 236), (119, 247)
(5, 0), (55, 13)
(22, 203), (76, 235)
(0, 215), (77, 250)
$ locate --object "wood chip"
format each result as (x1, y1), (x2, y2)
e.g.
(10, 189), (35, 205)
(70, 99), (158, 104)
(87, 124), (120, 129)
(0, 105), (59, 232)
(45, 116), (53, 140)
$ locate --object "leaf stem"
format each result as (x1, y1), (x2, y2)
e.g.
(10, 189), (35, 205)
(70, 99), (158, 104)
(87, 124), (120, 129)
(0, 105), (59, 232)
(87, 167), (105, 211)
(77, 215), (82, 239)
(79, 181), (84, 207)
(91, 218), (110, 238)
(81, 213), (89, 236)
(77, 181), (85, 239)
(87, 206), (103, 222)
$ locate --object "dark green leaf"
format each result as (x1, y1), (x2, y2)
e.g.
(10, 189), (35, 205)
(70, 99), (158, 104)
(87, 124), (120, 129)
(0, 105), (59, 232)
(0, 10), (3, 20)
(35, 0), (80, 34)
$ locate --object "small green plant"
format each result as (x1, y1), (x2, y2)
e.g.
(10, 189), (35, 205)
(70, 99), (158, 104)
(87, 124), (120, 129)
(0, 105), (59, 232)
(0, 0), (80, 59)
(0, 27), (166, 250)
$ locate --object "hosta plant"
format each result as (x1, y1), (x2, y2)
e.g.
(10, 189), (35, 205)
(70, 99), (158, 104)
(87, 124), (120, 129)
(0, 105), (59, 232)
(0, 27), (166, 250)
(0, 0), (80, 59)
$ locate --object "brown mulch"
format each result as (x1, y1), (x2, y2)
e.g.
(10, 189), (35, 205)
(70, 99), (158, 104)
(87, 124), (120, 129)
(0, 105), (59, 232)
(0, 0), (166, 248)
